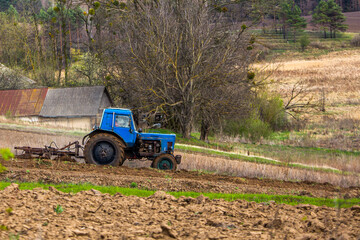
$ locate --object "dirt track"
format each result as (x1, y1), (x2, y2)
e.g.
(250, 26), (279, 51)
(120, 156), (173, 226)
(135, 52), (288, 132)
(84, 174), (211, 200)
(0, 183), (359, 240)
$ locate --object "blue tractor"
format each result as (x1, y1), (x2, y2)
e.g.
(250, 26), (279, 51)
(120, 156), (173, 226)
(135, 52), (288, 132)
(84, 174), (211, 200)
(82, 108), (181, 170)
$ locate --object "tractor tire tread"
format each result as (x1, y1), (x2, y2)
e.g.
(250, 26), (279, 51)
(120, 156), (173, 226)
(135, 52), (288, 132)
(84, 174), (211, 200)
(152, 153), (177, 170)
(83, 133), (125, 166)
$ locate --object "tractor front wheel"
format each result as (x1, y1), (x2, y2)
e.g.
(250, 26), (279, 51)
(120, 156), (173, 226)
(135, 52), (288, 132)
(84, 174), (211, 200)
(152, 154), (177, 170)
(84, 133), (125, 166)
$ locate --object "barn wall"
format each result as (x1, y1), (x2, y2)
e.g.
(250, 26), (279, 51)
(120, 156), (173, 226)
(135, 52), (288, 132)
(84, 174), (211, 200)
(18, 116), (40, 123)
(37, 117), (98, 130)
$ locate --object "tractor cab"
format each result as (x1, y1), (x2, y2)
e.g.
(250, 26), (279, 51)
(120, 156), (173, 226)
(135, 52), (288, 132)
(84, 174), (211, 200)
(99, 108), (137, 147)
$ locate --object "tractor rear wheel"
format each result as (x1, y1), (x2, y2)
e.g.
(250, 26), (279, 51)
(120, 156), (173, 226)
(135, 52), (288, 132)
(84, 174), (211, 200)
(152, 154), (177, 170)
(84, 133), (125, 166)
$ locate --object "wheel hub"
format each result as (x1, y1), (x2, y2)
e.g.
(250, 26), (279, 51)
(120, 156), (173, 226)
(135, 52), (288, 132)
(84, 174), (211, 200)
(158, 159), (172, 170)
(93, 141), (115, 165)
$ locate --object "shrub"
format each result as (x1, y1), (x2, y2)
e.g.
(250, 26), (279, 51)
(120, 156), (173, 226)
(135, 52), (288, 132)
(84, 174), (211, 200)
(0, 148), (14, 173)
(245, 118), (272, 142)
(299, 34), (310, 51)
(5, 110), (13, 119)
(255, 93), (287, 131)
(223, 92), (288, 142)
(223, 119), (247, 137)
(0, 148), (14, 161)
(350, 34), (360, 47)
(223, 115), (273, 142)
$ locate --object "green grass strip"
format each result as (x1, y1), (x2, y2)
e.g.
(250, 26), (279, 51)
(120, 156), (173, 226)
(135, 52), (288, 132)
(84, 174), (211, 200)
(0, 181), (359, 208)
(241, 142), (360, 157)
(0, 181), (155, 197)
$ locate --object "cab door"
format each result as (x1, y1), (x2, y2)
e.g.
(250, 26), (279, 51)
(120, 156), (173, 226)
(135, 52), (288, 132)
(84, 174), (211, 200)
(113, 114), (136, 147)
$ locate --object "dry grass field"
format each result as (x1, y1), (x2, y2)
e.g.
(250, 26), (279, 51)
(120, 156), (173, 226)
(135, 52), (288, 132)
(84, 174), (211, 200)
(257, 49), (360, 151)
(271, 50), (360, 106)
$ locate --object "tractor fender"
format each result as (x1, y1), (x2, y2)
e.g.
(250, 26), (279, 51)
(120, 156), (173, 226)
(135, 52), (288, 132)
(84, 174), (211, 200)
(82, 129), (127, 148)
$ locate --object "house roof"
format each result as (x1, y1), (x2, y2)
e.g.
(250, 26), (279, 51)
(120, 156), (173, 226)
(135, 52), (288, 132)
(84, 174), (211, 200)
(39, 86), (112, 117)
(0, 88), (48, 116)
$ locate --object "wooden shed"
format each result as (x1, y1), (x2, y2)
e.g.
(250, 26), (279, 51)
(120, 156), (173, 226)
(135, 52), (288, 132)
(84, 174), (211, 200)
(0, 86), (112, 130)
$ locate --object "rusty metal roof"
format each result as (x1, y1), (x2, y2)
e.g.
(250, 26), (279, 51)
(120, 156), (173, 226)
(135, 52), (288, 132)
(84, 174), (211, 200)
(0, 88), (48, 116)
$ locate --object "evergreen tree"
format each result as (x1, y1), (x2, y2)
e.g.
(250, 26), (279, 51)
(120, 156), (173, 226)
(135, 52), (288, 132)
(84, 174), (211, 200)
(0, 0), (17, 12)
(286, 3), (307, 42)
(311, 0), (330, 38)
(326, 0), (347, 38)
(6, 4), (19, 20)
(312, 0), (348, 38)
(279, 0), (307, 42)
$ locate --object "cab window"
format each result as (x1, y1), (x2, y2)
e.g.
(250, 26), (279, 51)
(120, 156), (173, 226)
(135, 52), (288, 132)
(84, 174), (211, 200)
(115, 115), (130, 128)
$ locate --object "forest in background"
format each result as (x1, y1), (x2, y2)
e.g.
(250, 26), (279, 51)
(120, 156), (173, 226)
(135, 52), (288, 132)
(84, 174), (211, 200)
(0, 0), (358, 141)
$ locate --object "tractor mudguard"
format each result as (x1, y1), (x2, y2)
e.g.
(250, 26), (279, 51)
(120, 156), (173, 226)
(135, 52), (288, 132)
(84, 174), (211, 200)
(82, 129), (127, 148)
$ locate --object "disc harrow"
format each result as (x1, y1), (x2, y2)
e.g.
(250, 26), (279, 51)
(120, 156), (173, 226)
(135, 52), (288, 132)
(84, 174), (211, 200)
(15, 141), (83, 161)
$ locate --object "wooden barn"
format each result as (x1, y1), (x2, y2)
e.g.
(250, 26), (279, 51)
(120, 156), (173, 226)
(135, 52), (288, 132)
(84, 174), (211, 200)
(0, 86), (112, 130)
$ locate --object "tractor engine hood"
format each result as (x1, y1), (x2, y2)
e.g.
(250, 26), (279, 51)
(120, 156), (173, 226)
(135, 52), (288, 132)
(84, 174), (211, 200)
(138, 133), (176, 141)
(137, 133), (176, 152)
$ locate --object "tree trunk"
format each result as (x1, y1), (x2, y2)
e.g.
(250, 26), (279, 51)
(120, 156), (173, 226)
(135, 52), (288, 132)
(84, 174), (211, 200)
(179, 102), (194, 139)
(181, 118), (192, 139)
(50, 24), (59, 86)
(61, 20), (68, 85)
(85, 20), (94, 52)
(54, 36), (62, 86)
(200, 119), (210, 142)
(293, 31), (296, 42)
(324, 29), (327, 38)
(283, 25), (286, 39)
(33, 13), (43, 67)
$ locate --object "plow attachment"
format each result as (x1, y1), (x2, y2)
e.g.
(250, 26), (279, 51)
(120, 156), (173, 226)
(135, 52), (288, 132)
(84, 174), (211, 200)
(15, 141), (83, 160)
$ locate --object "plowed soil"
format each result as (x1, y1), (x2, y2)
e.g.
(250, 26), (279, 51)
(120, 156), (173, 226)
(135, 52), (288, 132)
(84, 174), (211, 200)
(1, 158), (360, 199)
(0, 184), (359, 240)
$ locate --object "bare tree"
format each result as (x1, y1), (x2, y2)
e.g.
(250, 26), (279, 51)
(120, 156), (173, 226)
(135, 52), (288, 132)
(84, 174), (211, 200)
(282, 80), (317, 119)
(107, 0), (256, 138)
(73, 52), (100, 85)
(0, 64), (34, 89)
(53, 0), (73, 85)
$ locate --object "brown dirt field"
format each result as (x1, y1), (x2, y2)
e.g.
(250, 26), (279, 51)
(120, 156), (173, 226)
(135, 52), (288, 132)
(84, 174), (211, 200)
(342, 11), (360, 32)
(304, 12), (360, 32)
(1, 158), (360, 199)
(0, 183), (359, 240)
